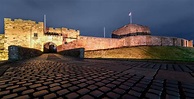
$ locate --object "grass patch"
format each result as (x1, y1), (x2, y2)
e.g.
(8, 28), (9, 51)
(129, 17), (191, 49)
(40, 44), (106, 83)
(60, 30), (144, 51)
(85, 46), (194, 61)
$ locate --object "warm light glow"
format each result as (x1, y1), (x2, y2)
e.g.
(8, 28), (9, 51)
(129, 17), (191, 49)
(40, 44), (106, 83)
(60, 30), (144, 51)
(0, 18), (80, 60)
(48, 36), (52, 40)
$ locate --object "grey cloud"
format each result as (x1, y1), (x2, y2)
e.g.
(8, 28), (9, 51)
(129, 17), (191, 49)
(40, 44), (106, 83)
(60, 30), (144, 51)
(0, 0), (193, 40)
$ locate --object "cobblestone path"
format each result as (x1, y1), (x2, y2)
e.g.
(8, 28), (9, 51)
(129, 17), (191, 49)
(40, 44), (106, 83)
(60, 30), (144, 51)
(0, 54), (194, 99)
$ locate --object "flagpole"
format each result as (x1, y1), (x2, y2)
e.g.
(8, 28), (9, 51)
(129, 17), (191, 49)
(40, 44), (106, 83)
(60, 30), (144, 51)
(131, 13), (132, 24)
(44, 14), (46, 33)
(104, 27), (106, 38)
(129, 12), (133, 24)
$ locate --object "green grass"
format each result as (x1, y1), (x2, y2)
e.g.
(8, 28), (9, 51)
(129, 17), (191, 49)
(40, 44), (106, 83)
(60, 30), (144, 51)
(85, 46), (194, 61)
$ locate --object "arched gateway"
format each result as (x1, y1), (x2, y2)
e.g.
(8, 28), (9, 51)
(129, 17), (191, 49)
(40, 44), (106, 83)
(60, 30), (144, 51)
(43, 42), (57, 53)
(3, 18), (80, 56)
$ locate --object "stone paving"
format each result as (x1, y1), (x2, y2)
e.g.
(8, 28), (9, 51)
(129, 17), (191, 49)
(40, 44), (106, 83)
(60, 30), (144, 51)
(0, 54), (194, 99)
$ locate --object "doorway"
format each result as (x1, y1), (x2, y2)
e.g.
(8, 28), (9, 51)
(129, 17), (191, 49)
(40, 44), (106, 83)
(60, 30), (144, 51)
(44, 42), (57, 53)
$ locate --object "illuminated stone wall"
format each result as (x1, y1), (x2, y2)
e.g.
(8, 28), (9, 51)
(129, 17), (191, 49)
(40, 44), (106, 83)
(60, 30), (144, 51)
(188, 40), (193, 47)
(0, 34), (5, 50)
(47, 27), (80, 43)
(4, 18), (45, 51)
(112, 24), (151, 38)
(3, 18), (80, 53)
(59, 23), (193, 51)
(123, 35), (192, 47)
(0, 18), (80, 60)
(58, 36), (124, 51)
(0, 34), (8, 60)
(59, 35), (193, 51)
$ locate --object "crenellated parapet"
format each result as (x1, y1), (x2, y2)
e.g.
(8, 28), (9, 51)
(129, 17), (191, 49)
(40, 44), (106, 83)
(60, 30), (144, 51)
(47, 27), (62, 33)
(46, 27), (80, 43)
(63, 28), (80, 38)
(46, 27), (80, 38)
(62, 28), (80, 43)
(4, 18), (44, 51)
(4, 18), (44, 35)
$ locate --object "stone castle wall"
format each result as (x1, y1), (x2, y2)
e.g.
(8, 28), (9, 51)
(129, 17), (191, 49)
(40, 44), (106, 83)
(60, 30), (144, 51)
(122, 36), (192, 47)
(0, 34), (7, 60)
(3, 18), (80, 53)
(47, 27), (80, 43)
(59, 35), (193, 51)
(8, 45), (42, 60)
(57, 36), (124, 51)
(0, 34), (5, 50)
(4, 18), (45, 51)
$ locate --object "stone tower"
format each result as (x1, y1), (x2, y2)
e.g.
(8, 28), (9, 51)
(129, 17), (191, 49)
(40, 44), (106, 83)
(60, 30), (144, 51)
(4, 18), (80, 52)
(112, 24), (151, 38)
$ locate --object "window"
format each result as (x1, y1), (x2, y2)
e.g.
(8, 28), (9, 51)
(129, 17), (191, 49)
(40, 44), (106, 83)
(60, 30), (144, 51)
(34, 33), (38, 38)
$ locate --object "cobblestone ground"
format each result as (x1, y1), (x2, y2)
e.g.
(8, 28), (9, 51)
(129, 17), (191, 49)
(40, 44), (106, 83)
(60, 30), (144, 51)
(0, 54), (194, 99)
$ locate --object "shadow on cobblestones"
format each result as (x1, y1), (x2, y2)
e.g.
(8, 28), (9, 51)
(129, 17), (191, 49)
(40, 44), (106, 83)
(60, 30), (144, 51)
(0, 54), (194, 98)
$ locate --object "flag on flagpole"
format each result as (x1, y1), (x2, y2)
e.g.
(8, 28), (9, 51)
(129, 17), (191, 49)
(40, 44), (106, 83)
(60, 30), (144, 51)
(104, 27), (106, 38)
(129, 12), (132, 16)
(129, 12), (132, 24)
(44, 14), (46, 33)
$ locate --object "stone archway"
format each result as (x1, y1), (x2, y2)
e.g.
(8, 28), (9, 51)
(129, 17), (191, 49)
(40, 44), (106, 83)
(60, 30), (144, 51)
(43, 42), (57, 53)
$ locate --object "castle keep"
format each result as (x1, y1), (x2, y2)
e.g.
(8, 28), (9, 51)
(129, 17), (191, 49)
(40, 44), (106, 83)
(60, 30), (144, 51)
(0, 18), (193, 60)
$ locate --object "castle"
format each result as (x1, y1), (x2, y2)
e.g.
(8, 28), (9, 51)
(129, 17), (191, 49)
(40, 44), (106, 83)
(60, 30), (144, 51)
(0, 18), (80, 60)
(0, 18), (193, 60)
(58, 24), (193, 51)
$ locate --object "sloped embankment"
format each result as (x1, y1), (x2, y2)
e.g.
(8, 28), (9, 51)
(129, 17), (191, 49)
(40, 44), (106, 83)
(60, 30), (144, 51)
(85, 46), (194, 61)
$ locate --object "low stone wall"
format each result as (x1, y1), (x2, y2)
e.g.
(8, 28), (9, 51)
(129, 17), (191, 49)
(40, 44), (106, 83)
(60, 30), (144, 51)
(122, 36), (192, 47)
(59, 36), (124, 51)
(8, 45), (42, 60)
(58, 35), (193, 52)
(58, 48), (84, 58)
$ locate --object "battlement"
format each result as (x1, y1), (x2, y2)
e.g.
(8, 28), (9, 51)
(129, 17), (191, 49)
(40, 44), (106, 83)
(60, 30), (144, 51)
(47, 27), (80, 39)
(4, 18), (38, 24)
(4, 18), (44, 32)
(4, 18), (12, 21)
(4, 18), (80, 37)
(47, 27), (79, 34)
(44, 32), (62, 36)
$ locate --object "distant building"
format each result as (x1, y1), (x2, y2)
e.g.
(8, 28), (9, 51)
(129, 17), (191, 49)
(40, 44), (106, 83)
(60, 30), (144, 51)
(112, 24), (151, 38)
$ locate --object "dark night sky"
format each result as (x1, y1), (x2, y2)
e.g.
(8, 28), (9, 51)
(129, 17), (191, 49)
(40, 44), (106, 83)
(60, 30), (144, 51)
(0, 0), (194, 40)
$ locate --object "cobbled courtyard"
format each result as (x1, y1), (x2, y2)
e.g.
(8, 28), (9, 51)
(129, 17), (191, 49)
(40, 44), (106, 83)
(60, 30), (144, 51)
(0, 54), (194, 99)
